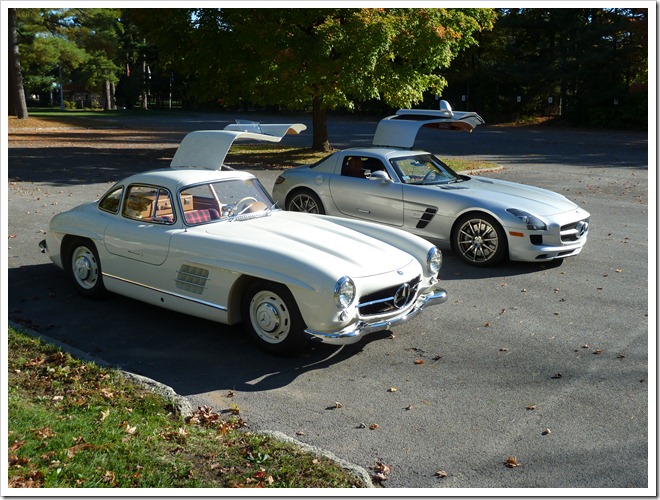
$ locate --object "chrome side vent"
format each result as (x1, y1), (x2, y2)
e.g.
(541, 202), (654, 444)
(175, 265), (209, 295)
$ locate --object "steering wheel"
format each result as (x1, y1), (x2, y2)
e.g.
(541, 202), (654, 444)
(235, 196), (259, 214)
(421, 170), (437, 184)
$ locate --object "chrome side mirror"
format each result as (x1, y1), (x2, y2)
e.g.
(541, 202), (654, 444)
(368, 170), (392, 182)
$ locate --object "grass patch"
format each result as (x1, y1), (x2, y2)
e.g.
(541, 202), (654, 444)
(7, 327), (365, 489)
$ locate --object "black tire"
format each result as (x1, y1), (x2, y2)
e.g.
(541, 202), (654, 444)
(65, 237), (107, 298)
(286, 190), (325, 215)
(452, 213), (508, 267)
(241, 280), (308, 355)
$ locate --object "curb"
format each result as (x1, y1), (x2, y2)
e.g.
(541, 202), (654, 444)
(8, 320), (375, 488)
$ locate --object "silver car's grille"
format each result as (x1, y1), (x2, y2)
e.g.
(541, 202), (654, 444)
(358, 276), (421, 316)
(561, 218), (590, 243)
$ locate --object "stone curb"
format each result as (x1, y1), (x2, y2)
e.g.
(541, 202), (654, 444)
(8, 320), (375, 488)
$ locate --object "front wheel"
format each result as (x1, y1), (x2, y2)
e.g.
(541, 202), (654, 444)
(452, 213), (507, 267)
(241, 280), (308, 355)
(286, 190), (325, 214)
(66, 238), (107, 298)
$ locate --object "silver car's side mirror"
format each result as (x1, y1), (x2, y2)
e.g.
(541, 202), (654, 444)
(368, 170), (392, 182)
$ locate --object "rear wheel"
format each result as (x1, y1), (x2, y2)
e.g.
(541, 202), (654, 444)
(452, 213), (507, 267)
(287, 190), (325, 214)
(242, 280), (307, 355)
(66, 237), (106, 298)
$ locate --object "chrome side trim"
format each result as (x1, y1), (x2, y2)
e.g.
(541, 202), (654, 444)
(102, 272), (228, 311)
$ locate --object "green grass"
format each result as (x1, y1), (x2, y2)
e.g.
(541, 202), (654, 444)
(7, 327), (365, 489)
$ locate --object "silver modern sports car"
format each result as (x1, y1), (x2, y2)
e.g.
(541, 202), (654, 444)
(271, 102), (590, 267)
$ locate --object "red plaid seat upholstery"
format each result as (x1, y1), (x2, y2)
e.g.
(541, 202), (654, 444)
(184, 209), (220, 225)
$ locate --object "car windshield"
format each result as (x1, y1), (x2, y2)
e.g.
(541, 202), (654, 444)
(390, 154), (462, 185)
(179, 178), (275, 226)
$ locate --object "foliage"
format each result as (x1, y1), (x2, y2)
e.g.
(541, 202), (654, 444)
(11, 7), (648, 131)
(444, 8), (648, 128)
(7, 327), (364, 488)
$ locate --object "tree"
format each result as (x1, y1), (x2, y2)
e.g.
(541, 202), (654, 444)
(8, 8), (28, 118)
(194, 8), (496, 150)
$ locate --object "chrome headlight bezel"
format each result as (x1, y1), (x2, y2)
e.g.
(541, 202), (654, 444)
(334, 276), (356, 309)
(506, 209), (547, 231)
(426, 247), (442, 275)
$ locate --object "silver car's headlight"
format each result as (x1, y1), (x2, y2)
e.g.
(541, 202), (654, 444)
(334, 276), (356, 309)
(426, 247), (442, 275)
(506, 209), (547, 231)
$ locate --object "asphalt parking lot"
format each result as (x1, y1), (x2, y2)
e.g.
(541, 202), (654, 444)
(6, 112), (651, 490)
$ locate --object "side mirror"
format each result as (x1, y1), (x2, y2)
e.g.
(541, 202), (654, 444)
(368, 170), (392, 182)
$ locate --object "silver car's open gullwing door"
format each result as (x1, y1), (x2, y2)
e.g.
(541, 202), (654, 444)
(170, 121), (306, 170)
(372, 100), (484, 149)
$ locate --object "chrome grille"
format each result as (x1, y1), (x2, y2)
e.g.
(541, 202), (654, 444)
(358, 276), (421, 316)
(561, 218), (590, 243)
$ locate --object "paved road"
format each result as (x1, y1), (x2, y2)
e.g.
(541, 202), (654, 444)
(6, 112), (651, 490)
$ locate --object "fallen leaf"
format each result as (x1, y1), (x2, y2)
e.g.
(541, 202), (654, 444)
(414, 359), (425, 365)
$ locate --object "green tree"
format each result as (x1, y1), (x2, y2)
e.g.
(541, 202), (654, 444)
(15, 8), (122, 110)
(220, 8), (495, 150)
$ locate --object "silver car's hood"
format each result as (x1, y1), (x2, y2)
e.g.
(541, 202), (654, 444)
(202, 211), (414, 278)
(443, 176), (579, 216)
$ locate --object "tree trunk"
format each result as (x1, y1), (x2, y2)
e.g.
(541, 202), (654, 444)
(311, 95), (331, 152)
(102, 80), (117, 111)
(8, 8), (28, 119)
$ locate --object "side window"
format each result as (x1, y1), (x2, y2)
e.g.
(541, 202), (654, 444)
(341, 156), (389, 179)
(122, 185), (175, 224)
(341, 156), (366, 178)
(98, 186), (123, 214)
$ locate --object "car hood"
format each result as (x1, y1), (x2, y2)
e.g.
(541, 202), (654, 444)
(201, 211), (414, 279)
(442, 176), (579, 216)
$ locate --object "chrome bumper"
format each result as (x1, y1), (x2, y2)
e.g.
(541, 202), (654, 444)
(305, 287), (448, 346)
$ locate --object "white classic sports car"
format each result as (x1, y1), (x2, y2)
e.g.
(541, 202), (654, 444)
(272, 102), (590, 267)
(40, 124), (447, 355)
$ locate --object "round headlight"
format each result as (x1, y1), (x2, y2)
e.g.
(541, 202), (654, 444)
(427, 247), (442, 275)
(334, 276), (356, 309)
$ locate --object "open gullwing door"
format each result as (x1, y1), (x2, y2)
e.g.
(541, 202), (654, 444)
(372, 100), (484, 149)
(170, 121), (306, 170)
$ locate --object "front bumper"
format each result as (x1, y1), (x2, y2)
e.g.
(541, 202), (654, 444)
(305, 287), (448, 345)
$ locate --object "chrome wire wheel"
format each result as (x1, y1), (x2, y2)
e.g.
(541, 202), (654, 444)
(287, 191), (324, 214)
(453, 214), (507, 267)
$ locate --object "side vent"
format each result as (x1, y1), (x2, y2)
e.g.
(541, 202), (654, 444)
(175, 264), (209, 295)
(416, 207), (438, 229)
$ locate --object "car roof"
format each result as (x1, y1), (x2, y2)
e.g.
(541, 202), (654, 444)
(119, 168), (256, 192)
(372, 101), (484, 149)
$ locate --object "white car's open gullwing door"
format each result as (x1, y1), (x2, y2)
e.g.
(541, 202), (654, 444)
(372, 100), (484, 149)
(170, 121), (306, 170)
